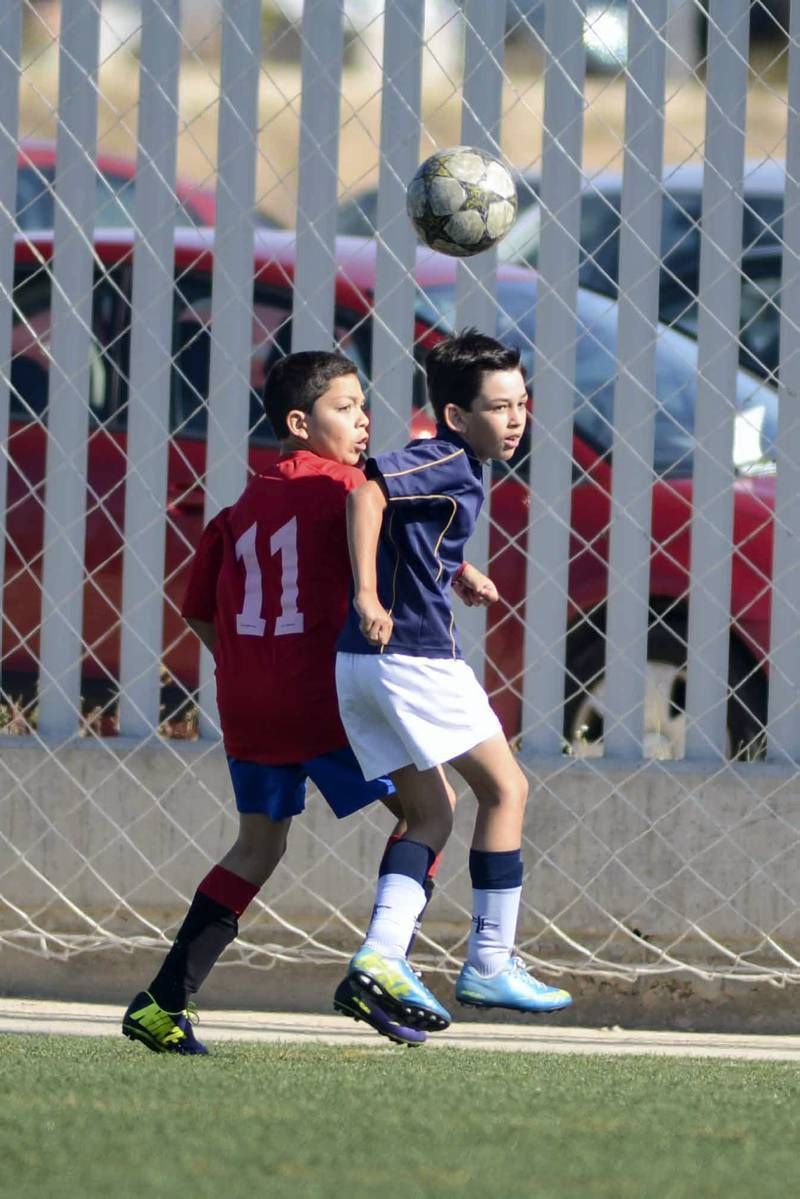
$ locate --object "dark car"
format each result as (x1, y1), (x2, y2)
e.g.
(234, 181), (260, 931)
(5, 230), (776, 757)
(498, 160), (785, 381)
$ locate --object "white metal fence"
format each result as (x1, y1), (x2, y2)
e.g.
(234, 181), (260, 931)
(2, 0), (800, 994)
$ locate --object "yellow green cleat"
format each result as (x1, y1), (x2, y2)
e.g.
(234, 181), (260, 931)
(122, 991), (208, 1055)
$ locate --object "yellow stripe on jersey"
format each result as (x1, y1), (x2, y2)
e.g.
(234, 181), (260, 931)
(381, 448), (464, 478)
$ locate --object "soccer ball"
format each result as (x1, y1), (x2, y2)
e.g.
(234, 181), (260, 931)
(405, 146), (518, 258)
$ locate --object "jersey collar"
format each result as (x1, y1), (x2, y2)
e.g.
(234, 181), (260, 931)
(434, 425), (484, 475)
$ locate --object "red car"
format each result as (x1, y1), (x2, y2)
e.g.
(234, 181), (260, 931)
(4, 229), (776, 757)
(15, 139), (279, 231)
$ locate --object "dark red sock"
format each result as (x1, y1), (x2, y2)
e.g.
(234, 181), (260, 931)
(149, 866), (259, 1010)
(198, 864), (259, 916)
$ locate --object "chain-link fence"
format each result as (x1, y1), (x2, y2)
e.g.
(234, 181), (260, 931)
(2, 0), (800, 1004)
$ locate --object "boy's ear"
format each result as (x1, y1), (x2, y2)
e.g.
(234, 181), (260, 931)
(443, 402), (468, 433)
(286, 408), (310, 440)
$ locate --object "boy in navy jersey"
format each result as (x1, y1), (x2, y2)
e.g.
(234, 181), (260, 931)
(335, 329), (572, 1033)
(122, 351), (441, 1054)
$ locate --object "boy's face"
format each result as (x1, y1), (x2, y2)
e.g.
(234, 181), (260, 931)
(287, 374), (369, 465)
(444, 368), (528, 463)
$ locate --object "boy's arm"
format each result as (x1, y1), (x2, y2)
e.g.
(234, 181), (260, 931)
(347, 479), (393, 647)
(185, 617), (217, 654)
(181, 517), (224, 653)
(452, 562), (498, 607)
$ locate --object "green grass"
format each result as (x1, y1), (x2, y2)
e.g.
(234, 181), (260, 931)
(1, 1036), (797, 1199)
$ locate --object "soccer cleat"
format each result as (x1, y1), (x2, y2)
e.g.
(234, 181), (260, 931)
(122, 990), (208, 1055)
(455, 957), (572, 1013)
(347, 945), (451, 1032)
(333, 976), (427, 1047)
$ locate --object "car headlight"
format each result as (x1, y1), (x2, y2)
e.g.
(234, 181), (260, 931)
(733, 403), (775, 474)
(584, 7), (628, 63)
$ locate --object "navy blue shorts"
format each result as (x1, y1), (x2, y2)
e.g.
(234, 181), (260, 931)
(227, 746), (394, 822)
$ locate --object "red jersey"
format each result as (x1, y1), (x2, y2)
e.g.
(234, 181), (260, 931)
(181, 451), (364, 763)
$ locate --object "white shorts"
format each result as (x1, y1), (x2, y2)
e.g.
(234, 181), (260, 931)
(335, 652), (503, 781)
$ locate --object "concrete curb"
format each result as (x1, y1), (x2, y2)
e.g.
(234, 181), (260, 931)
(3, 998), (799, 1060)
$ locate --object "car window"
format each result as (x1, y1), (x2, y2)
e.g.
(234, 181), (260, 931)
(742, 195), (783, 252)
(15, 164), (201, 231)
(568, 193), (620, 296)
(170, 279), (291, 444)
(738, 263), (782, 377)
(658, 250), (783, 381)
(169, 277), (370, 446)
(15, 164), (55, 230)
(9, 265), (119, 428)
(336, 191), (379, 237)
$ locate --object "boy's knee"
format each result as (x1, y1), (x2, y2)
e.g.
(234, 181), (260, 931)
(478, 768), (528, 813)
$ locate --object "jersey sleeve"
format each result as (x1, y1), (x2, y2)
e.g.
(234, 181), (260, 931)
(366, 444), (469, 503)
(338, 463), (366, 493)
(181, 516), (225, 622)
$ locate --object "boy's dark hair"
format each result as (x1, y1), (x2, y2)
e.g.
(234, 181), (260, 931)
(425, 328), (522, 424)
(263, 350), (359, 439)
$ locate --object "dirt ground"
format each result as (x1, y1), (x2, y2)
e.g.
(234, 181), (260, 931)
(16, 36), (791, 228)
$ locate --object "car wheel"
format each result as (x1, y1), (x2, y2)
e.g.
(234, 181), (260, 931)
(564, 617), (767, 760)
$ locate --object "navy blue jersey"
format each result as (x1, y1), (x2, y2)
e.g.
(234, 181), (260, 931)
(338, 427), (485, 658)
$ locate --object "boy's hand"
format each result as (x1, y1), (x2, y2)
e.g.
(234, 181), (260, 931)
(452, 563), (498, 608)
(355, 591), (394, 646)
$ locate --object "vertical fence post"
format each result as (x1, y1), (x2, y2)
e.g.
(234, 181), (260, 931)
(454, 0), (506, 682)
(37, 0), (100, 739)
(368, 1), (424, 456)
(292, 0), (344, 352)
(198, 0), (261, 740)
(118, 0), (181, 738)
(684, 0), (749, 761)
(521, 0), (586, 757)
(0, 2), (21, 651)
(603, 0), (668, 758)
(767, 1), (800, 761)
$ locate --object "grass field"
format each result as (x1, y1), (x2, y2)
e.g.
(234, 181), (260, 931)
(2, 1035), (797, 1199)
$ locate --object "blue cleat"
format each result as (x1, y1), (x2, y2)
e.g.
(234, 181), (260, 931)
(348, 946), (451, 1032)
(333, 975), (427, 1047)
(122, 990), (208, 1055)
(455, 958), (573, 1013)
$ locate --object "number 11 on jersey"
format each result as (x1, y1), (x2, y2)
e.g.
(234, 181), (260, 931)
(235, 518), (304, 637)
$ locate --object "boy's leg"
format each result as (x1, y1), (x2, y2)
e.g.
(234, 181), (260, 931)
(302, 747), (438, 1045)
(449, 734), (572, 1013)
(123, 760), (306, 1054)
(365, 763), (452, 957)
(146, 813), (290, 1011)
(380, 831), (441, 956)
(122, 812), (290, 1054)
(380, 769), (453, 955)
(345, 764), (453, 1032)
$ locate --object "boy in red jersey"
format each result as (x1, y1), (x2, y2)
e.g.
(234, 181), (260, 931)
(122, 351), (440, 1054)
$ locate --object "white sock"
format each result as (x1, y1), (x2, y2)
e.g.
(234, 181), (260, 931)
(467, 886), (522, 976)
(364, 873), (426, 959)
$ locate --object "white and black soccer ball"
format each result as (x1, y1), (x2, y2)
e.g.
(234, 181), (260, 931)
(405, 146), (518, 258)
